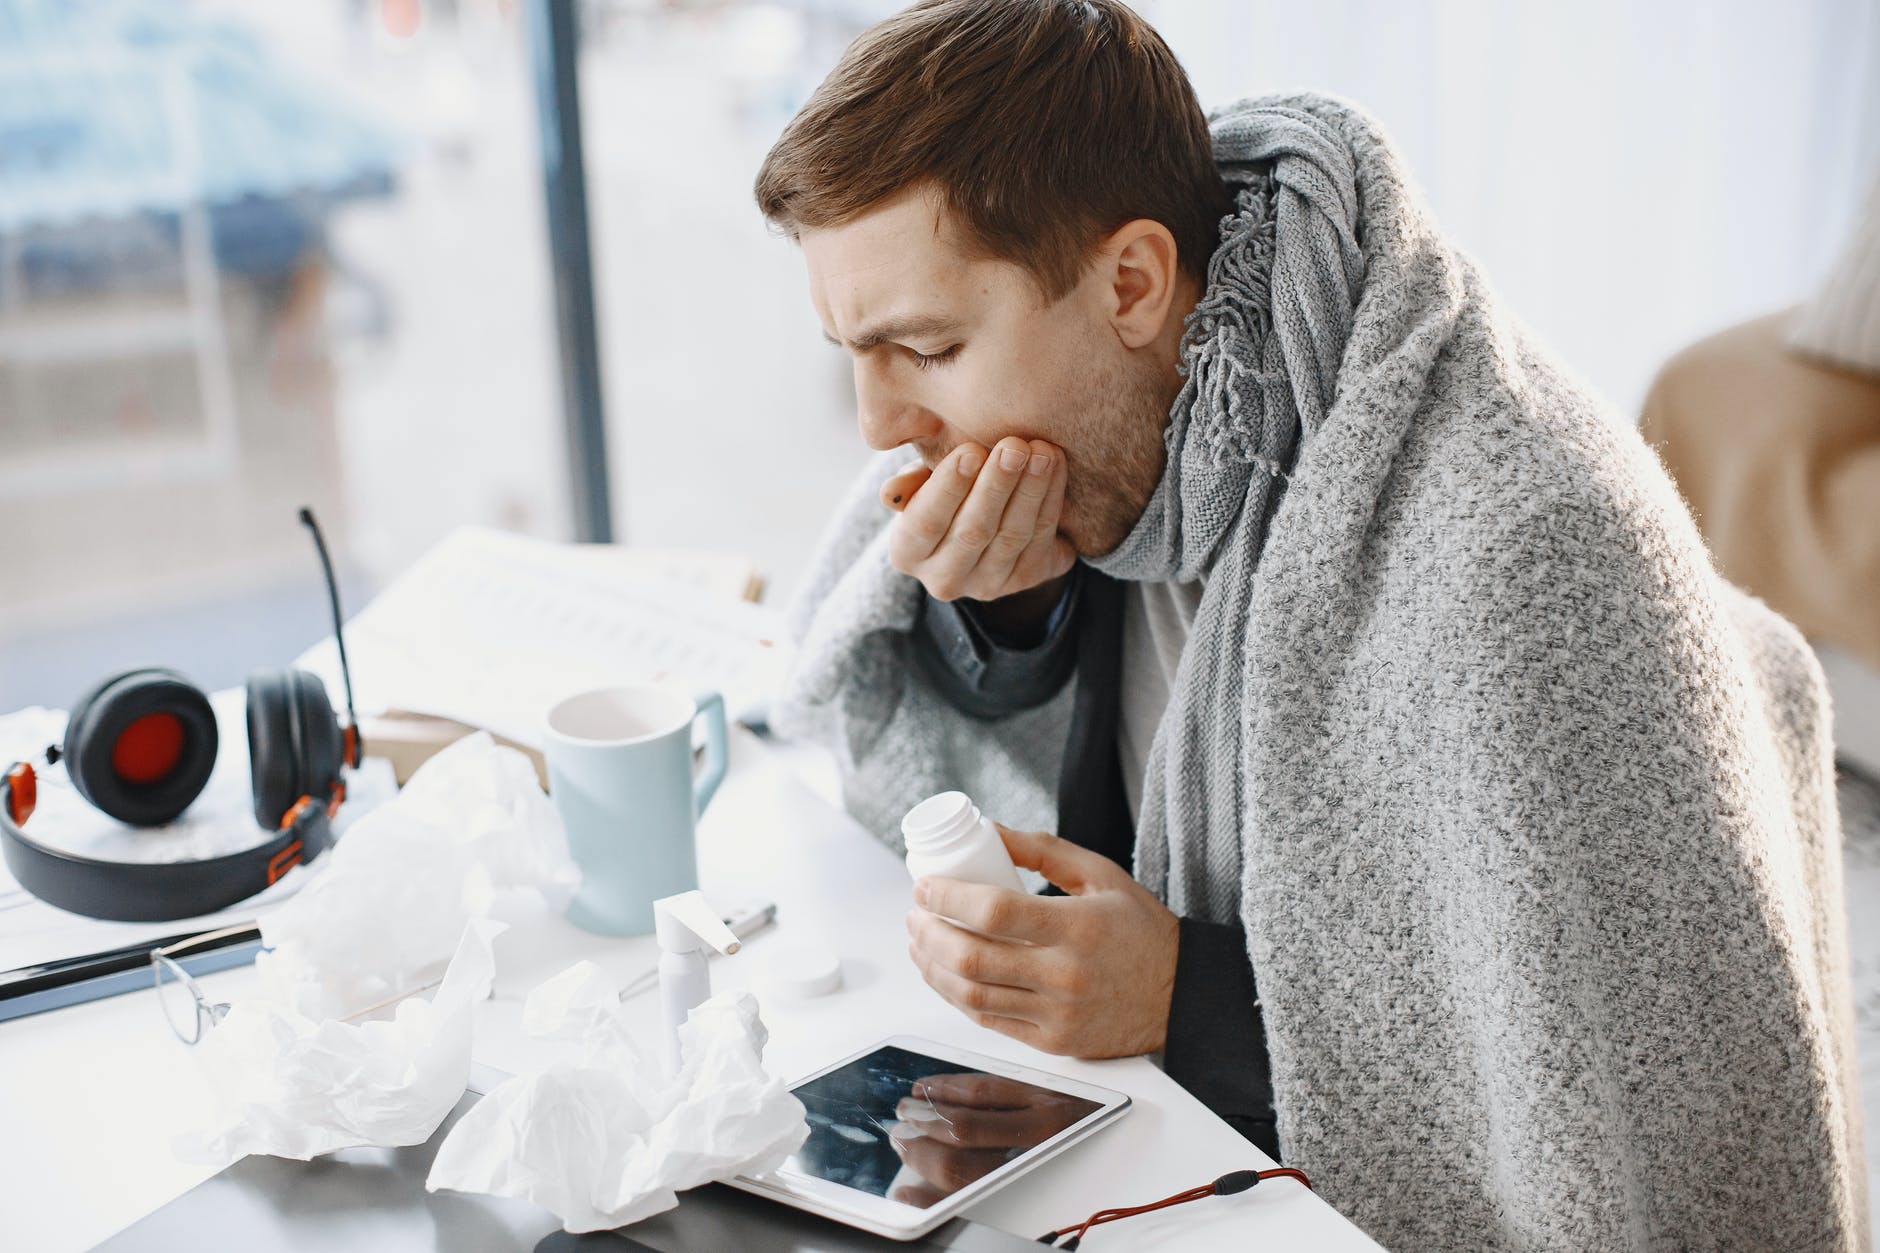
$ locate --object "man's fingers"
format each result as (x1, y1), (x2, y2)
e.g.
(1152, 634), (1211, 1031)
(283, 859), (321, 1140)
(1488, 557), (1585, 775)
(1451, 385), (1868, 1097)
(891, 1135), (1011, 1194)
(982, 440), (1059, 572)
(908, 1073), (1033, 1109)
(908, 1076), (1087, 1128)
(884, 437), (1072, 602)
(880, 462), (932, 513)
(1034, 449), (1069, 538)
(888, 1178), (949, 1209)
(907, 907), (1043, 982)
(907, 936), (1039, 1021)
(994, 824), (1107, 893)
(897, 1099), (1050, 1149)
(1001, 455), (1075, 596)
(889, 444), (985, 567)
(915, 436), (1035, 597)
(914, 878), (1058, 944)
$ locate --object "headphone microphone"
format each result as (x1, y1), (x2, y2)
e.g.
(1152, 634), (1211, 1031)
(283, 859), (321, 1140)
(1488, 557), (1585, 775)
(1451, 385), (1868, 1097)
(299, 506), (363, 773)
(1, 508), (365, 922)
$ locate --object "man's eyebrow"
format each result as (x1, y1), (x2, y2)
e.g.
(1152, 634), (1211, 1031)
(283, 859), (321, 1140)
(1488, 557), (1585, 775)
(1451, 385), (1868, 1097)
(823, 314), (963, 353)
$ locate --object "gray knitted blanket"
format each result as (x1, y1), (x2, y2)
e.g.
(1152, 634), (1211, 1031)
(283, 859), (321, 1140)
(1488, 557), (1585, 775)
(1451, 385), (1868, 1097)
(773, 93), (1868, 1250)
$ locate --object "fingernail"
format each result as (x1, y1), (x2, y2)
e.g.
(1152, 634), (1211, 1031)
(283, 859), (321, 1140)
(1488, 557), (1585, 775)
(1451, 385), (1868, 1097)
(1027, 453), (1051, 477)
(897, 1097), (942, 1122)
(886, 1120), (924, 1141)
(912, 879), (929, 906)
(998, 445), (1027, 472)
(957, 449), (982, 477)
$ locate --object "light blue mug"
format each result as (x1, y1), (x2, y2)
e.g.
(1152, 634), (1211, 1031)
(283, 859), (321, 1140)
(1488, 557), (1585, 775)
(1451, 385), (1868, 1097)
(543, 684), (728, 936)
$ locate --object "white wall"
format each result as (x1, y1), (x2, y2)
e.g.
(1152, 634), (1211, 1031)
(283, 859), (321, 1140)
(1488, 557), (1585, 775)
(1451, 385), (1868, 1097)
(1140, 0), (1880, 415)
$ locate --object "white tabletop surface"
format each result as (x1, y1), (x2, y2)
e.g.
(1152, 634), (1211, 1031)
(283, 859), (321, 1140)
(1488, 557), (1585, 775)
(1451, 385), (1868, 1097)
(0, 729), (1382, 1252)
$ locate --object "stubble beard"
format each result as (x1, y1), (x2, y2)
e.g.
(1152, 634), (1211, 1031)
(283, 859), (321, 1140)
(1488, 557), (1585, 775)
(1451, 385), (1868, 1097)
(1058, 349), (1179, 558)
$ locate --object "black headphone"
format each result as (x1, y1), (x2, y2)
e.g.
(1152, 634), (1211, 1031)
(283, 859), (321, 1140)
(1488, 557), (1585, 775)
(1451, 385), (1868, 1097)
(1, 509), (364, 923)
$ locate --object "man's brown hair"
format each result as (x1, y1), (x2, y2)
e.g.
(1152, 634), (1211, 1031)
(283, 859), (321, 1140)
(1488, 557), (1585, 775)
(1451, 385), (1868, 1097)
(754, 0), (1231, 299)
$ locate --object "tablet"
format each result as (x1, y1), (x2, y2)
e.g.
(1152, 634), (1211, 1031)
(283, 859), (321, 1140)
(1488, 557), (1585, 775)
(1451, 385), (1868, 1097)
(727, 1034), (1130, 1241)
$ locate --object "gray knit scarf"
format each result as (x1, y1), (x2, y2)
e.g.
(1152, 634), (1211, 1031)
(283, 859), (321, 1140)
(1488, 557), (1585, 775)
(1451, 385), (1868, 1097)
(1090, 103), (1363, 924)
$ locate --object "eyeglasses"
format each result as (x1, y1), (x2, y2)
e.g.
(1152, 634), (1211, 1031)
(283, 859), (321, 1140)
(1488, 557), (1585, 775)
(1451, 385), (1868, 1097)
(150, 925), (249, 1043)
(151, 927), (443, 1045)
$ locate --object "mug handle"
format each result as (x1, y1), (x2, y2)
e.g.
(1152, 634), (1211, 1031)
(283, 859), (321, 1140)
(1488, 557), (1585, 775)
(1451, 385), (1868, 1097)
(692, 691), (728, 816)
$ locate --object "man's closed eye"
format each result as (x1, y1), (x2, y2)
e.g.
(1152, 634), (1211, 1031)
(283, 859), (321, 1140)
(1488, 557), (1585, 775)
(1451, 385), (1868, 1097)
(909, 345), (963, 371)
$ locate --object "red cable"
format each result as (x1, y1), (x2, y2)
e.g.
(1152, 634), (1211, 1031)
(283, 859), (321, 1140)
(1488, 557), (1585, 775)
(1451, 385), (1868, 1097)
(1039, 1167), (1313, 1248)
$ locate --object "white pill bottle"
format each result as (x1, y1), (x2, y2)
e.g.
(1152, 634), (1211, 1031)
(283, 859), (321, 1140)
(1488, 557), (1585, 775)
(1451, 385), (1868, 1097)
(901, 791), (1023, 894)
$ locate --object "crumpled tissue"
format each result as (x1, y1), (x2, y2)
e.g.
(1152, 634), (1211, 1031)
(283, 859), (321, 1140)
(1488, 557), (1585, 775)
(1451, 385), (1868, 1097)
(178, 918), (503, 1164)
(426, 961), (810, 1232)
(177, 732), (576, 1166)
(255, 731), (577, 1020)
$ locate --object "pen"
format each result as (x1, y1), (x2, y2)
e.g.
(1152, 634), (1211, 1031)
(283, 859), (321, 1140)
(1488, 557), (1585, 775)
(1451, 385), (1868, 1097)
(0, 922), (264, 1024)
(724, 899), (778, 942)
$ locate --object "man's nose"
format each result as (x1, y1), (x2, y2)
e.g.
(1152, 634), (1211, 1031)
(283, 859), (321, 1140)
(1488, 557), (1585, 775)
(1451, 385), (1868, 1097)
(854, 358), (938, 452)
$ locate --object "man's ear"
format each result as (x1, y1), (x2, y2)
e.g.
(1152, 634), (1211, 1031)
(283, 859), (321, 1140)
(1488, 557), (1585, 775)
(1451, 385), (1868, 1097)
(1103, 219), (1182, 350)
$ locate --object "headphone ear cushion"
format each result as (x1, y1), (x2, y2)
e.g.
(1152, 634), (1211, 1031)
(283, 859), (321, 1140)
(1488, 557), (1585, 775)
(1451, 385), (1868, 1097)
(245, 671), (301, 829)
(290, 670), (343, 798)
(63, 669), (218, 827)
(63, 671), (137, 767)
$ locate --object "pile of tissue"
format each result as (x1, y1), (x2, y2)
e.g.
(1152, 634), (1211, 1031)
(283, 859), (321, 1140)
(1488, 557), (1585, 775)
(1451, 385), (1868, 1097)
(181, 733), (573, 1164)
(179, 920), (503, 1163)
(179, 731), (811, 1235)
(254, 732), (578, 1020)
(427, 961), (810, 1231)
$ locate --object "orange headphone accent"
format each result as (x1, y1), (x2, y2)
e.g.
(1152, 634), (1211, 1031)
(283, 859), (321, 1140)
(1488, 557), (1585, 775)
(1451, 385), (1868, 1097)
(5, 763), (35, 827)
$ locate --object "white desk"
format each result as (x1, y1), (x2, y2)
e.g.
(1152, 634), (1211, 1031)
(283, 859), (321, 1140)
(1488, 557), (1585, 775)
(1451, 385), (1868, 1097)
(0, 730), (1382, 1251)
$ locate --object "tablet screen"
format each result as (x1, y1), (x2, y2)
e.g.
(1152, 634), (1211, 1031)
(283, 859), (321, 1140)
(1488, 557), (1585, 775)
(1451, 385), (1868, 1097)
(783, 1044), (1104, 1210)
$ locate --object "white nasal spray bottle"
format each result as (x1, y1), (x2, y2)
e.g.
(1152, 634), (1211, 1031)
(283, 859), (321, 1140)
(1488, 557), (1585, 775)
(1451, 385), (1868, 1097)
(653, 889), (742, 1077)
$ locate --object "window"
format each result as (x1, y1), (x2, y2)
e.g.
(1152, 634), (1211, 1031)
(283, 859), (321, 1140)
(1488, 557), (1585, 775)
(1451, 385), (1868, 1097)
(0, 0), (570, 707)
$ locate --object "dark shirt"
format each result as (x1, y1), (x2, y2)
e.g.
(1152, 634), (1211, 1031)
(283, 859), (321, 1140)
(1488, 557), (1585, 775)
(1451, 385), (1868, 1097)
(911, 566), (1280, 1158)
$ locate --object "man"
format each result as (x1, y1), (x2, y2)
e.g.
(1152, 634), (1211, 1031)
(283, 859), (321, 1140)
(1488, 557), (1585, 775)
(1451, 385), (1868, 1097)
(754, 2), (1866, 1248)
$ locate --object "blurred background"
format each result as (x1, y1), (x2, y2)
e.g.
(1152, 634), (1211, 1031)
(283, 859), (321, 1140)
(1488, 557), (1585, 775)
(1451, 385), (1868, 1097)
(1, 0), (1876, 709)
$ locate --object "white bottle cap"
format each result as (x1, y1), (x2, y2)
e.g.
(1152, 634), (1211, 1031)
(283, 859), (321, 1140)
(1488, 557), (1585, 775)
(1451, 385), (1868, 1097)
(761, 941), (843, 1000)
(902, 791), (976, 850)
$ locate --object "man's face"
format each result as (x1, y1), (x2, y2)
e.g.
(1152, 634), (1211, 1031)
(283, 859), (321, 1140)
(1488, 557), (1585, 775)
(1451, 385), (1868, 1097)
(801, 187), (1173, 556)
